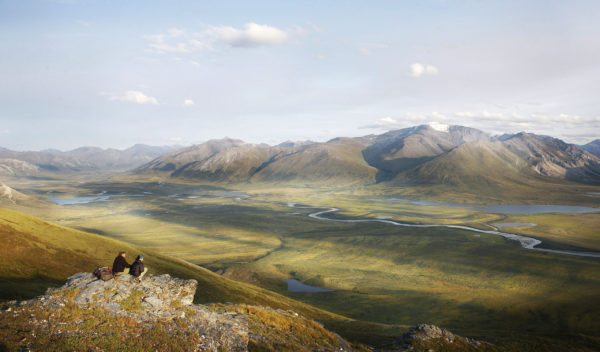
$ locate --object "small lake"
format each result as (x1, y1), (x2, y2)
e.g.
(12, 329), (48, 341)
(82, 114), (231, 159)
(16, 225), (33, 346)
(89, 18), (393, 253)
(284, 279), (334, 293)
(495, 223), (537, 227)
(388, 198), (599, 214)
(48, 196), (110, 205)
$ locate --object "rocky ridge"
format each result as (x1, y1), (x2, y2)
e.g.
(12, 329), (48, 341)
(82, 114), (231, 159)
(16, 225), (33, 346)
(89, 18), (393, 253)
(393, 324), (486, 351)
(2, 272), (248, 351)
(0, 272), (357, 351)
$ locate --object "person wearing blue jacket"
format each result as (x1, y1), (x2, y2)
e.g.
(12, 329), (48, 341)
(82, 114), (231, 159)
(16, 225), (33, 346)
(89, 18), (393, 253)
(129, 254), (148, 280)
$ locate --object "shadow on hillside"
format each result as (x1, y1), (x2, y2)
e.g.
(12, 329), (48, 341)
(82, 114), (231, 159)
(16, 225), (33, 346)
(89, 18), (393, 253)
(361, 148), (434, 183)
(565, 166), (600, 185)
(0, 275), (64, 301)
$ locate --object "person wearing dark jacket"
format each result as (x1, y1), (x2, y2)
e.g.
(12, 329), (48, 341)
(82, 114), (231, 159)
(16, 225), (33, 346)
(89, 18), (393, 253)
(112, 251), (130, 275)
(129, 254), (148, 280)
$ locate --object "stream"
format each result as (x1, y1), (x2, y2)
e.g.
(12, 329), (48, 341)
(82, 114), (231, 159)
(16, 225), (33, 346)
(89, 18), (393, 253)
(287, 204), (600, 258)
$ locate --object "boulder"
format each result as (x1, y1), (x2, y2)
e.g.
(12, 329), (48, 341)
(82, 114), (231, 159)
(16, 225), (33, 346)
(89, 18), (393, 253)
(42, 272), (248, 351)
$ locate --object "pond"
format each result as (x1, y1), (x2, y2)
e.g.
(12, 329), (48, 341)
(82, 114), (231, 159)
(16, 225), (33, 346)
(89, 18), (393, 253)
(284, 279), (334, 293)
(48, 195), (110, 205)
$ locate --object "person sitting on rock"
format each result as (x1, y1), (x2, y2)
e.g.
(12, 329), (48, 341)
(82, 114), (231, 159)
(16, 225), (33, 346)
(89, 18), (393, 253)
(112, 250), (130, 276)
(130, 254), (148, 280)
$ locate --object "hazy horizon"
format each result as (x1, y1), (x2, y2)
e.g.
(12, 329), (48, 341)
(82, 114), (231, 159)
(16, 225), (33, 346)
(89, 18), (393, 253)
(1, 0), (599, 150)
(0, 121), (597, 153)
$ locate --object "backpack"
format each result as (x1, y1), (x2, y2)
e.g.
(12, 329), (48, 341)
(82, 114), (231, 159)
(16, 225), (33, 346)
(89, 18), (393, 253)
(93, 266), (114, 281)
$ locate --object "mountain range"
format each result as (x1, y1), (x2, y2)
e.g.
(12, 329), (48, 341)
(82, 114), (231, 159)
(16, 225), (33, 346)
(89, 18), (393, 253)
(134, 125), (600, 186)
(2, 126), (599, 187)
(0, 144), (180, 176)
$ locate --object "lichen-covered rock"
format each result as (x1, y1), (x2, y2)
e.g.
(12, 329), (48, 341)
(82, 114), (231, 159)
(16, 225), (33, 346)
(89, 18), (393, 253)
(37, 272), (248, 351)
(402, 324), (456, 343)
(61, 272), (197, 308)
(393, 323), (485, 351)
(1, 272), (361, 352)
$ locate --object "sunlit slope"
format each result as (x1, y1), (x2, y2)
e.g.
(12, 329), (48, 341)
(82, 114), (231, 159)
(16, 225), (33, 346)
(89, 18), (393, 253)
(135, 136), (379, 185)
(399, 141), (531, 185)
(0, 181), (48, 208)
(0, 207), (345, 321)
(135, 138), (281, 182)
(251, 137), (378, 185)
(362, 125), (490, 181)
(392, 140), (595, 202)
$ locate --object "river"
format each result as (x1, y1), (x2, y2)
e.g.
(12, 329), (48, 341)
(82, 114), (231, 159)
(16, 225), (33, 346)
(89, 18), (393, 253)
(287, 204), (600, 258)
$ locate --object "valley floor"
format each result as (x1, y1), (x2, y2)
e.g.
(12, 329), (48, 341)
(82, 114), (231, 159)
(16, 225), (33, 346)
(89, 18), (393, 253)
(2, 177), (600, 350)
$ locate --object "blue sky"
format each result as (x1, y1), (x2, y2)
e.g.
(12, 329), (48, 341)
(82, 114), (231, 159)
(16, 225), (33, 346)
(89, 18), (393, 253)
(1, 0), (599, 150)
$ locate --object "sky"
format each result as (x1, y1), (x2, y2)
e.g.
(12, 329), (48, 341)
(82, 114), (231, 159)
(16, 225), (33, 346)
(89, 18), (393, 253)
(1, 0), (599, 150)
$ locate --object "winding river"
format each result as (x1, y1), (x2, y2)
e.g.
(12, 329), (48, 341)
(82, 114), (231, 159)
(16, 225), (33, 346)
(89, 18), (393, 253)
(287, 204), (600, 258)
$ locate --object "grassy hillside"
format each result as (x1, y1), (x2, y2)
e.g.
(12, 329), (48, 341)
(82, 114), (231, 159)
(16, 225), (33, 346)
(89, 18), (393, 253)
(362, 125), (489, 181)
(0, 206), (425, 348)
(252, 137), (378, 185)
(0, 206), (340, 318)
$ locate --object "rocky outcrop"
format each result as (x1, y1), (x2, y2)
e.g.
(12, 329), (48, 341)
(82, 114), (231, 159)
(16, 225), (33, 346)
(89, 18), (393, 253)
(391, 324), (487, 351)
(63, 273), (200, 319)
(5, 272), (248, 351)
(1, 272), (359, 352)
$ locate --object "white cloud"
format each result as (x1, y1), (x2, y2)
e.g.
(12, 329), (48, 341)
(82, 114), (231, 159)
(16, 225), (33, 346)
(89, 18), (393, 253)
(306, 21), (322, 33)
(109, 91), (158, 105)
(409, 63), (439, 78)
(360, 117), (402, 130)
(183, 99), (195, 106)
(145, 23), (302, 55)
(428, 122), (449, 132)
(189, 39), (213, 51)
(315, 54), (325, 60)
(167, 28), (185, 37)
(358, 47), (371, 56)
(378, 116), (398, 125)
(455, 110), (505, 120)
(207, 22), (289, 48)
(361, 112), (448, 130)
(144, 28), (190, 54)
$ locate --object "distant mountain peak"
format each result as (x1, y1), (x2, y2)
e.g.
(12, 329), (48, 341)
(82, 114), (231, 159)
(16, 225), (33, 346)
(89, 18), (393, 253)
(277, 140), (315, 148)
(581, 139), (600, 157)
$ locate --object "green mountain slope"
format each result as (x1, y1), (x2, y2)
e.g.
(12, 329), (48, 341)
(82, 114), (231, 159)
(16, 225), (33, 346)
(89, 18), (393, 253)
(135, 138), (284, 182)
(362, 125), (490, 181)
(391, 140), (591, 202)
(251, 137), (378, 185)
